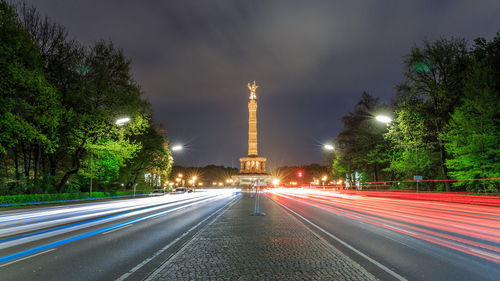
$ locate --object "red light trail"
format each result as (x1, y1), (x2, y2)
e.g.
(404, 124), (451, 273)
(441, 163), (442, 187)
(267, 189), (500, 263)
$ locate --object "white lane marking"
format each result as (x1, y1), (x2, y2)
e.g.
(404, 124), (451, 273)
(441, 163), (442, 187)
(0, 248), (56, 268)
(274, 199), (409, 281)
(115, 195), (240, 281)
(102, 224), (133, 235)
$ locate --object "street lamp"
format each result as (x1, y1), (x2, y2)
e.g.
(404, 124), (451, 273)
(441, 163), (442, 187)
(321, 175), (328, 189)
(323, 144), (334, 151)
(171, 145), (183, 152)
(375, 115), (392, 124)
(115, 117), (131, 126)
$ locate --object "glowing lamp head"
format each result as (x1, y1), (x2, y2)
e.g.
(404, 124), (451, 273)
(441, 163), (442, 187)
(172, 145), (183, 151)
(375, 115), (392, 124)
(115, 117), (131, 126)
(323, 144), (334, 151)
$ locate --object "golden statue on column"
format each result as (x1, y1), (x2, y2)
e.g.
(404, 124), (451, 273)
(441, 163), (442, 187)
(247, 81), (258, 156)
(248, 80), (258, 100)
(233, 81), (271, 186)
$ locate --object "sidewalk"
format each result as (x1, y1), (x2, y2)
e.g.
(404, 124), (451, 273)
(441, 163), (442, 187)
(145, 193), (377, 281)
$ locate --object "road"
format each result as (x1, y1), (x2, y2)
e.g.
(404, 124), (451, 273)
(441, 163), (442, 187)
(267, 189), (500, 281)
(0, 190), (241, 281)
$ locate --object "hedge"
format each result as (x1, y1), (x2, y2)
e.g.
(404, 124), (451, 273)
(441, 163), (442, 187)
(0, 190), (151, 206)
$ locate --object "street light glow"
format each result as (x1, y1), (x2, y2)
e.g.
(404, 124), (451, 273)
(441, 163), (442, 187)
(375, 115), (392, 124)
(323, 144), (334, 150)
(115, 117), (131, 126)
(172, 145), (183, 151)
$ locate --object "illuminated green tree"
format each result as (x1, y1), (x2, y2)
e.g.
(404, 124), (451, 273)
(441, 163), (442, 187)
(387, 38), (470, 191)
(120, 125), (173, 189)
(332, 92), (392, 183)
(441, 34), (500, 192)
(0, 1), (61, 192)
(54, 41), (149, 192)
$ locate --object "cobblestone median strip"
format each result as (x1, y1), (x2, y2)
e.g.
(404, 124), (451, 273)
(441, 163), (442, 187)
(146, 193), (377, 281)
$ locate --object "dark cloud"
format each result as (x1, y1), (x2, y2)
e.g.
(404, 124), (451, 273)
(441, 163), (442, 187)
(21, 0), (500, 166)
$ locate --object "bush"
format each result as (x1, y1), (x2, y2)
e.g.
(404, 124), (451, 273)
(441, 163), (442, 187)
(0, 190), (151, 205)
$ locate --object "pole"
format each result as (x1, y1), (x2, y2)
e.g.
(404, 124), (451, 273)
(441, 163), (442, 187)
(416, 148), (419, 192)
(90, 153), (93, 199)
(251, 185), (265, 216)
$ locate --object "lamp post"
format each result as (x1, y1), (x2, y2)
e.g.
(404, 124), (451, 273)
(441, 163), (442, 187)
(192, 176), (198, 192)
(321, 175), (328, 190)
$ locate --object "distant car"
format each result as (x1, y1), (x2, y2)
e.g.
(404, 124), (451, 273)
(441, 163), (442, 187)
(172, 187), (186, 194)
(149, 189), (166, 196)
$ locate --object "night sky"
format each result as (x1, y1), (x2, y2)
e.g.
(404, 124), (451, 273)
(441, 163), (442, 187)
(21, 0), (500, 167)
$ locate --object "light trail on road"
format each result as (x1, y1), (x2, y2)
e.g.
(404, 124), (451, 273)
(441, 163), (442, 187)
(267, 189), (500, 264)
(0, 190), (239, 266)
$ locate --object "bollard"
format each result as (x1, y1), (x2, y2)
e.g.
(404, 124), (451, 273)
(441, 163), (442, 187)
(251, 185), (265, 216)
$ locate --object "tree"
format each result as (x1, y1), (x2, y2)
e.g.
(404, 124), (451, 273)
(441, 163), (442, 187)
(55, 41), (150, 192)
(273, 164), (328, 184)
(172, 165), (237, 186)
(0, 1), (61, 192)
(0, 2), (169, 195)
(382, 39), (470, 191)
(384, 85), (442, 188)
(399, 38), (470, 191)
(332, 92), (392, 184)
(120, 124), (173, 189)
(441, 34), (500, 192)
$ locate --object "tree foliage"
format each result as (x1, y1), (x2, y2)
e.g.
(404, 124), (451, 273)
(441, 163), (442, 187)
(441, 34), (500, 192)
(330, 35), (499, 192)
(0, 1), (173, 195)
(332, 92), (392, 183)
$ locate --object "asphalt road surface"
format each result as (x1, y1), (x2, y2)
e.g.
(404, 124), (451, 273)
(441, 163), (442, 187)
(0, 190), (241, 281)
(267, 189), (500, 281)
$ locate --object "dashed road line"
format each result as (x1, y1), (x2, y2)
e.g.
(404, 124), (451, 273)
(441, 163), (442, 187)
(0, 248), (56, 268)
(102, 224), (133, 235)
